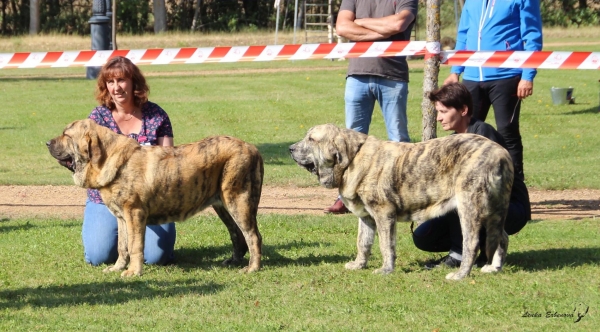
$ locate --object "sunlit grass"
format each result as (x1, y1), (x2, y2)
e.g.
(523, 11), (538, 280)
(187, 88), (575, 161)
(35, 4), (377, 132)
(0, 215), (598, 330)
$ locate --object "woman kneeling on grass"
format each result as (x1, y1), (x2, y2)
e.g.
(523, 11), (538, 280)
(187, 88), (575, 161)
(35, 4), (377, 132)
(413, 82), (531, 269)
(82, 56), (177, 266)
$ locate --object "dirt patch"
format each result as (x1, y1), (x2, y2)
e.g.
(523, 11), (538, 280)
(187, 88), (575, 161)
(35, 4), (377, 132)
(1, 185), (599, 221)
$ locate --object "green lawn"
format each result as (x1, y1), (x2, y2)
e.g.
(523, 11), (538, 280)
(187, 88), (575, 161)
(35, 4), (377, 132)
(0, 215), (598, 331)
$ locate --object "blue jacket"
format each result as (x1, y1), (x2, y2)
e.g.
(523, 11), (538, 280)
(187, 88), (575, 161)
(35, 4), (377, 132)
(450, 0), (543, 82)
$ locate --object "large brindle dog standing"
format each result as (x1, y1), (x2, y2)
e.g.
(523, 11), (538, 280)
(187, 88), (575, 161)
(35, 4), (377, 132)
(290, 124), (513, 280)
(47, 119), (263, 277)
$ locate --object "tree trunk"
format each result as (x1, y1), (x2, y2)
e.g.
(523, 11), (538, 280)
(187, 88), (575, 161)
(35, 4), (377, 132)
(578, 0), (587, 9)
(191, 0), (202, 30)
(30, 0), (40, 34)
(1, 0), (5, 35)
(153, 0), (167, 33)
(283, 0), (288, 30)
(421, 0), (441, 141)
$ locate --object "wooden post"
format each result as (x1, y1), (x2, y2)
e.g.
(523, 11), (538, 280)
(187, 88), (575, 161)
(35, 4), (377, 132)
(421, 0), (441, 141)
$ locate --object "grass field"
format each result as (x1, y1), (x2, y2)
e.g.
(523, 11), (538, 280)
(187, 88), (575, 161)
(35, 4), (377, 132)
(0, 29), (599, 330)
(1, 215), (598, 331)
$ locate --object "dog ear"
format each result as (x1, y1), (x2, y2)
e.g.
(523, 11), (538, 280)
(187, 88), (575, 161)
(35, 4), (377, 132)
(87, 130), (105, 166)
(334, 127), (366, 169)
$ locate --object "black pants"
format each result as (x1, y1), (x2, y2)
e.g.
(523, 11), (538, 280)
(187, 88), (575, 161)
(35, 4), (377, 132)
(412, 200), (529, 257)
(463, 76), (524, 179)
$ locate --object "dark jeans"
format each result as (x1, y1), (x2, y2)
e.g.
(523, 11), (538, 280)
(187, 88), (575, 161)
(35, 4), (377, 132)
(412, 200), (529, 257)
(463, 76), (524, 180)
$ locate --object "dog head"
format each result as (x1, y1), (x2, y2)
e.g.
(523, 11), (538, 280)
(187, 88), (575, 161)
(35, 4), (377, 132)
(289, 124), (366, 188)
(46, 119), (120, 188)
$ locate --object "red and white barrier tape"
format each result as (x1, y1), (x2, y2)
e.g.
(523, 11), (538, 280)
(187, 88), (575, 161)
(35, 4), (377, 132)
(442, 50), (600, 70)
(0, 41), (427, 69)
(0, 41), (599, 70)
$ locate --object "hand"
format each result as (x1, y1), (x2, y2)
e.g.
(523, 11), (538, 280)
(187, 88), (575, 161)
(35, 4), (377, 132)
(517, 80), (533, 99)
(443, 73), (460, 85)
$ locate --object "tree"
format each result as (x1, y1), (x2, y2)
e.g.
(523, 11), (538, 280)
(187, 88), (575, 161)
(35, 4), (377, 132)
(29, 0), (39, 35)
(191, 0), (203, 30)
(421, 0), (441, 141)
(153, 0), (167, 33)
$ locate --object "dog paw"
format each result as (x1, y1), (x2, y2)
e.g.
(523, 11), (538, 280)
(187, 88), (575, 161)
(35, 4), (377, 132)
(120, 269), (142, 277)
(103, 265), (123, 273)
(344, 261), (366, 270)
(239, 265), (260, 273)
(445, 271), (466, 280)
(480, 264), (502, 273)
(373, 267), (393, 275)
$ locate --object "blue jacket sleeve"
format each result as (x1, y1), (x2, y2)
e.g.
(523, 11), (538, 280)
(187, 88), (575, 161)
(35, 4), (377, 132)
(450, 4), (469, 76)
(520, 0), (543, 81)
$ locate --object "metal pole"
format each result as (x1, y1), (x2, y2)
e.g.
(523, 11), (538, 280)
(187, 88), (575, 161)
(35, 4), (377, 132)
(112, 0), (117, 50)
(327, 0), (333, 43)
(454, 0), (459, 32)
(293, 0), (298, 44)
(87, 0), (111, 79)
(275, 0), (280, 44)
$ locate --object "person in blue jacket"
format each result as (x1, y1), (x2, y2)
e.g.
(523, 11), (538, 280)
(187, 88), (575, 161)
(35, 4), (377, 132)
(444, 0), (543, 182)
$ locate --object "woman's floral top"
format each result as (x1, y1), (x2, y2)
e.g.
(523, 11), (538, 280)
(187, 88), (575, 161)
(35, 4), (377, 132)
(86, 101), (174, 204)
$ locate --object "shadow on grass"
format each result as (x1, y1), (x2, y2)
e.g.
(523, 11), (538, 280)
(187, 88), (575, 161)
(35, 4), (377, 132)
(174, 240), (351, 271)
(0, 220), (78, 233)
(0, 279), (223, 310)
(255, 142), (297, 166)
(530, 198), (600, 221)
(0, 76), (89, 82)
(565, 106), (599, 115)
(508, 247), (600, 271)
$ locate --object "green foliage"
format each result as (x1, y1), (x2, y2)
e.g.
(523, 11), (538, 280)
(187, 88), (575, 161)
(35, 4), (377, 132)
(2, 0), (600, 36)
(38, 0), (92, 35)
(0, 215), (598, 330)
(118, 0), (150, 34)
(541, 0), (600, 27)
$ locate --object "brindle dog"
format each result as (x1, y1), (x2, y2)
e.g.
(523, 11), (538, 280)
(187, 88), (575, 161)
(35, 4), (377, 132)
(290, 124), (513, 280)
(47, 119), (263, 277)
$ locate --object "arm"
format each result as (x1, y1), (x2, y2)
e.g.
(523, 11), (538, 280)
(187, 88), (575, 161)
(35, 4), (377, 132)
(354, 10), (415, 38)
(154, 105), (174, 147)
(157, 136), (173, 147)
(518, 0), (543, 98)
(335, 9), (386, 42)
(446, 5), (470, 84)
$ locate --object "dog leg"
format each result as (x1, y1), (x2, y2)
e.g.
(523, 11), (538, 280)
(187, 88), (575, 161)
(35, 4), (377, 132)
(446, 210), (478, 280)
(373, 216), (397, 274)
(214, 205), (250, 266)
(481, 230), (508, 273)
(345, 216), (376, 270)
(235, 213), (262, 273)
(103, 215), (130, 273)
(120, 210), (146, 277)
(219, 194), (262, 273)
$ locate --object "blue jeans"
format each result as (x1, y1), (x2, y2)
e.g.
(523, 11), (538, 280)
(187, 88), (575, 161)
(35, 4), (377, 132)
(345, 75), (410, 142)
(82, 199), (176, 266)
